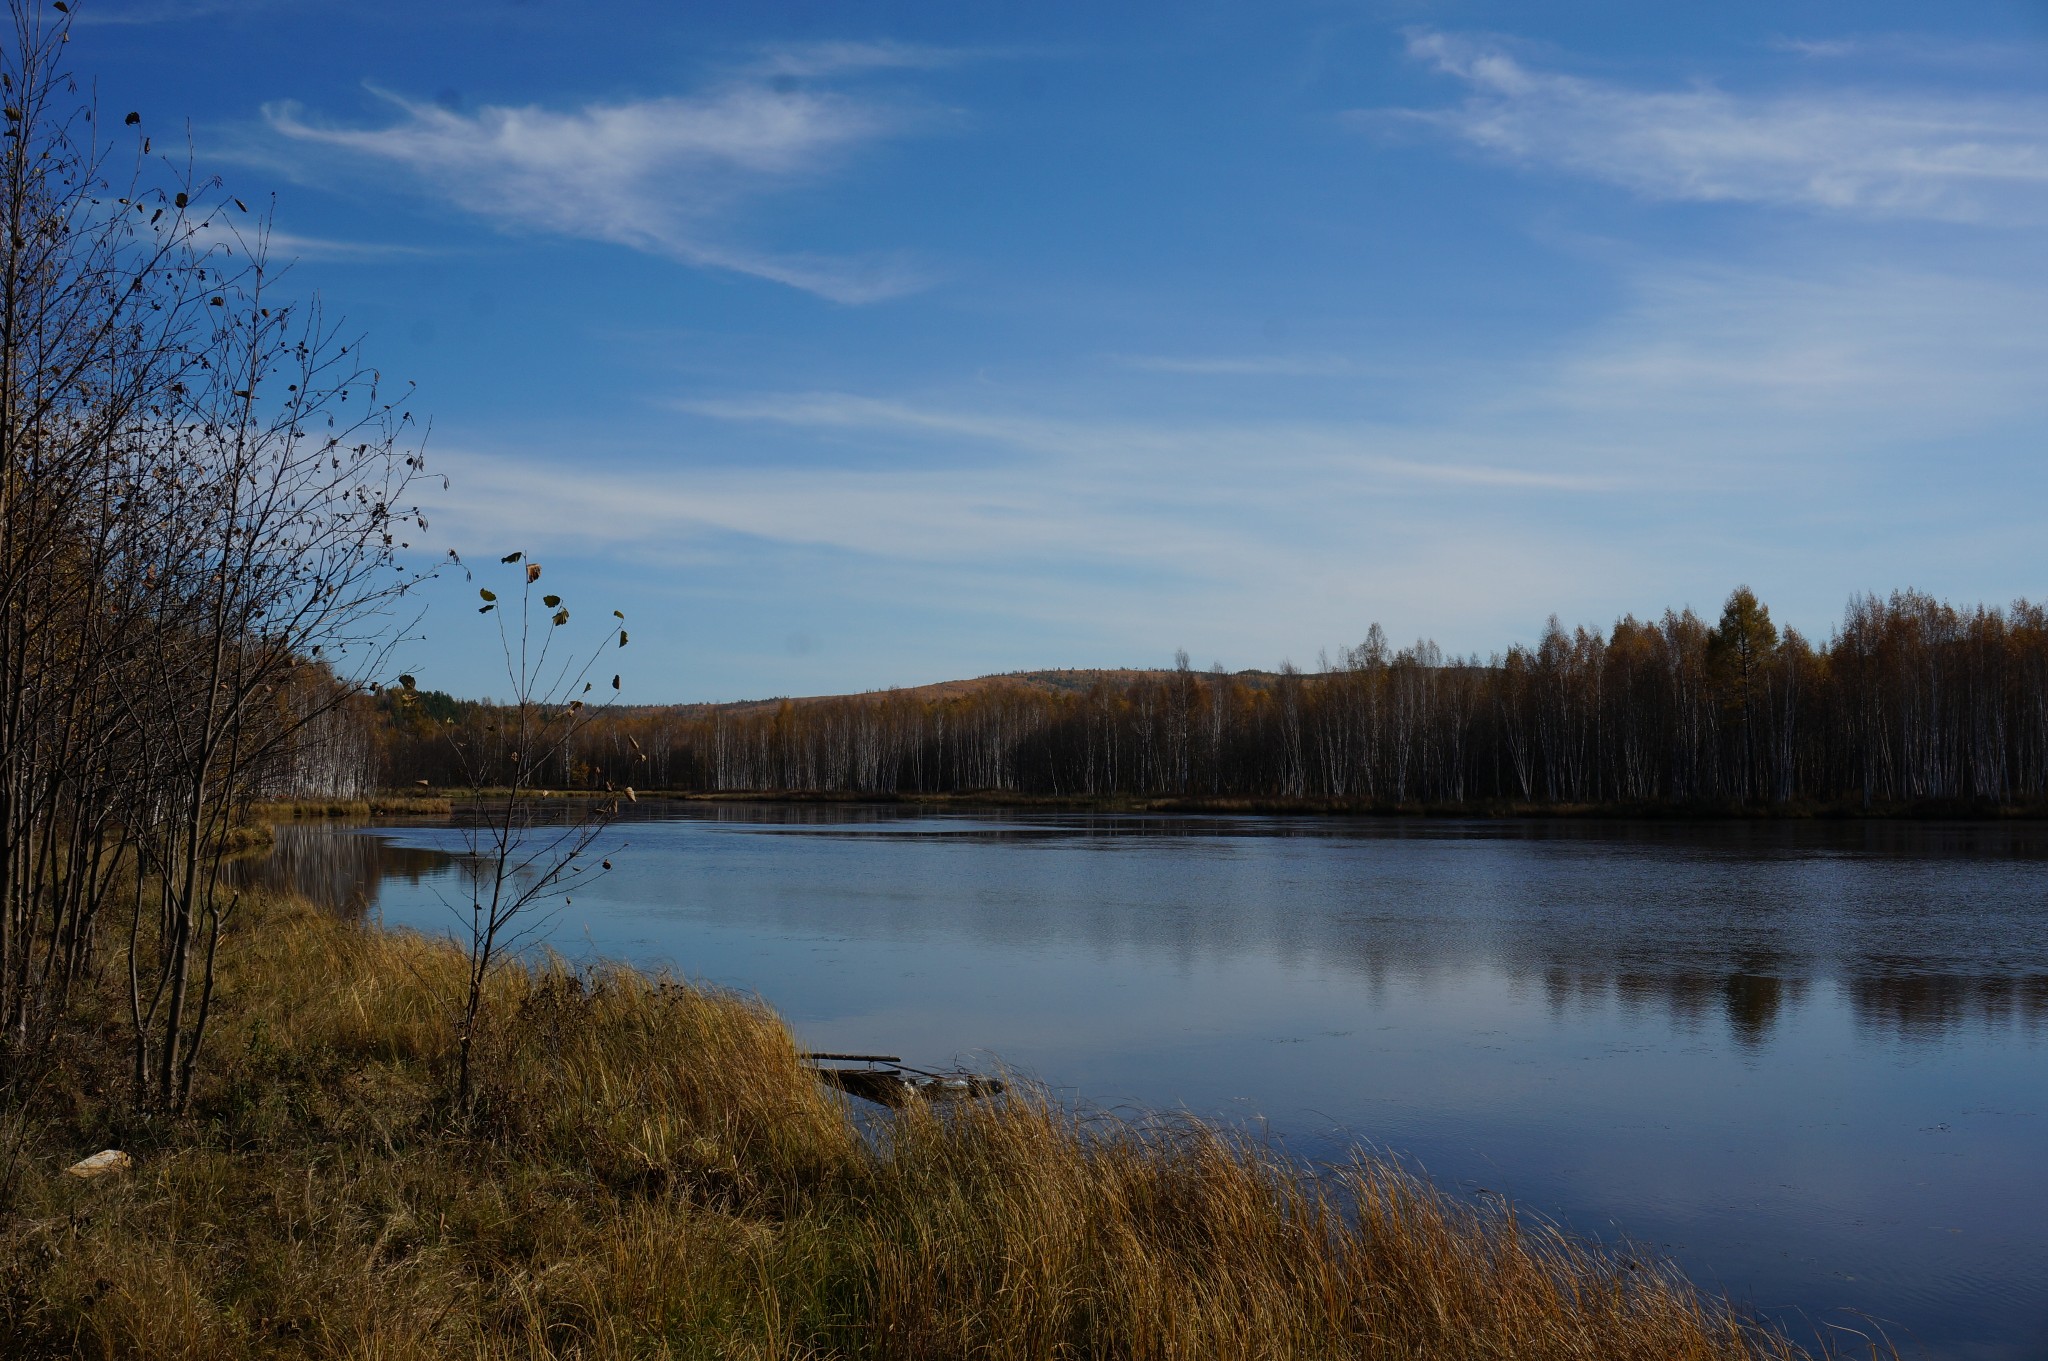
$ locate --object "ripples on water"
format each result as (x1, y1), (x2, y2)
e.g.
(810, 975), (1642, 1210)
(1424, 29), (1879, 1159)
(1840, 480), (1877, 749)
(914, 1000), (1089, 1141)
(244, 806), (2048, 1360)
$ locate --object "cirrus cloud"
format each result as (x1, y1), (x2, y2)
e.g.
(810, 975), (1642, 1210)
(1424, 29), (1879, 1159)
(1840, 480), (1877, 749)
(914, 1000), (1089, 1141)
(1375, 31), (2048, 225)
(266, 73), (937, 301)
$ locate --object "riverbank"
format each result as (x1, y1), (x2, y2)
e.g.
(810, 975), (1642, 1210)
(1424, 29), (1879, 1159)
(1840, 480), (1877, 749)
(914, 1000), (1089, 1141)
(252, 794), (455, 819)
(424, 784), (2048, 820)
(0, 892), (1834, 1359)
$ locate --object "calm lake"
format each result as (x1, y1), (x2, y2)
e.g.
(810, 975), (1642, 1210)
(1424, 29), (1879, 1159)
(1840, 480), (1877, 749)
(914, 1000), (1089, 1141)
(248, 804), (2048, 1360)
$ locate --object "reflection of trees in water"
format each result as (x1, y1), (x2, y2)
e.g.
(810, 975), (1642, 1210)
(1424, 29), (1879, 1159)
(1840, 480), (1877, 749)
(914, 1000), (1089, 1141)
(1720, 973), (1789, 1047)
(230, 824), (453, 918)
(1533, 965), (2048, 1046)
(236, 807), (2048, 1047)
(1540, 968), (1807, 1047)
(1848, 974), (2048, 1041)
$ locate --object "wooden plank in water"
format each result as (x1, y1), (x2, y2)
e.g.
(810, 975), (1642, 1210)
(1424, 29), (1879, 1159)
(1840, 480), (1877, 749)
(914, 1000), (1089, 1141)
(801, 1052), (903, 1063)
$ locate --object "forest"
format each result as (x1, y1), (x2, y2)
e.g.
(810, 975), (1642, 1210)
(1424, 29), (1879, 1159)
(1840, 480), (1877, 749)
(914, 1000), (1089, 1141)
(378, 587), (2048, 810)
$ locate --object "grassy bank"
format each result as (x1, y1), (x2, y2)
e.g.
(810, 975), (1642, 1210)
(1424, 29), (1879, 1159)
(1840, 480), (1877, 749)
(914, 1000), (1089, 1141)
(0, 896), (1847, 1358)
(252, 794), (456, 819)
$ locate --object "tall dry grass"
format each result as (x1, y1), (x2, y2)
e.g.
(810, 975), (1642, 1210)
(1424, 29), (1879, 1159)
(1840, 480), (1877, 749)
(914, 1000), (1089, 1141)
(251, 795), (455, 819)
(0, 895), (1852, 1359)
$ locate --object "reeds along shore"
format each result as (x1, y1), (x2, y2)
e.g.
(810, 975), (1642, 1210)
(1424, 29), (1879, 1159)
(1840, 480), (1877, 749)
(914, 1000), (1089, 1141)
(0, 896), (1856, 1360)
(251, 795), (456, 819)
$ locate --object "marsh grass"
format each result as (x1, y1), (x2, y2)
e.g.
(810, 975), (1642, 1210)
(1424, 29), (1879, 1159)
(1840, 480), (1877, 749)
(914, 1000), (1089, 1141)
(253, 795), (456, 819)
(0, 896), (1853, 1359)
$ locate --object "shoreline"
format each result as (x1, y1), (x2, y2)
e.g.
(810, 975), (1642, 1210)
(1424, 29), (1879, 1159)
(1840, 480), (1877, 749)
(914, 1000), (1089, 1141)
(0, 890), (1844, 1358)
(381, 786), (2048, 821)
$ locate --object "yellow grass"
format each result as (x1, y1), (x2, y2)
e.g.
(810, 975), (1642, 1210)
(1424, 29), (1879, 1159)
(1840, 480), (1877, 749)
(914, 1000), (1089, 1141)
(252, 794), (456, 819)
(0, 896), (1859, 1359)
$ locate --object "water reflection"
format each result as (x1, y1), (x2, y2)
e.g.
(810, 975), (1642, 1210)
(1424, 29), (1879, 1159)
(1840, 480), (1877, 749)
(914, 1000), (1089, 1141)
(240, 805), (2048, 1359)
(1521, 967), (2048, 1045)
(1849, 973), (2048, 1040)
(234, 820), (455, 915)
(239, 806), (2048, 1049)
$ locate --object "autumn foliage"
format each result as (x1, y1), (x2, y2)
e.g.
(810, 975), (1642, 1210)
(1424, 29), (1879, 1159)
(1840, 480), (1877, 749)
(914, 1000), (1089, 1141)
(384, 588), (2048, 811)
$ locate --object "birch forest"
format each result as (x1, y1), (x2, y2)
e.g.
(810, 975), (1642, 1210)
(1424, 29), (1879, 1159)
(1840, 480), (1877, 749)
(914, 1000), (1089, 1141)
(383, 587), (2048, 810)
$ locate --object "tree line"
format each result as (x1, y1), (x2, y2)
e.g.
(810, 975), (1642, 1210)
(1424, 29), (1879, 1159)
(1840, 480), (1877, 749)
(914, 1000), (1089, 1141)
(381, 587), (2048, 810)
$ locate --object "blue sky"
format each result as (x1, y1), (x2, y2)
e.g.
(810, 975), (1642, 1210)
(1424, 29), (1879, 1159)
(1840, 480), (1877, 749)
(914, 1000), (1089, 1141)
(79, 0), (2048, 701)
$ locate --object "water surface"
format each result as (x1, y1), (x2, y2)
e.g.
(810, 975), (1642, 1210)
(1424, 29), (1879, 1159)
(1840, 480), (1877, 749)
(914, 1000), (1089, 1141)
(250, 806), (2048, 1360)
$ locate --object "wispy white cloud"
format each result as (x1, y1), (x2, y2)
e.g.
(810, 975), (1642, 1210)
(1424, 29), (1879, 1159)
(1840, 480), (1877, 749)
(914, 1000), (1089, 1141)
(410, 244), (2048, 692)
(1771, 38), (1862, 60)
(259, 228), (436, 261)
(673, 392), (1615, 493)
(417, 425), (1623, 683)
(1767, 34), (2045, 70)
(746, 40), (976, 80)
(419, 435), (1635, 694)
(188, 219), (435, 262)
(1378, 30), (2048, 224)
(1109, 353), (1371, 377)
(434, 250), (2048, 578)
(1538, 260), (2048, 435)
(266, 77), (934, 301)
(414, 381), (1629, 644)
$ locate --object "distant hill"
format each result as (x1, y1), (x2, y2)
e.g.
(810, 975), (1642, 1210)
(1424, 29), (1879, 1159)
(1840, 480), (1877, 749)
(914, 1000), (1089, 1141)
(622, 668), (1284, 716)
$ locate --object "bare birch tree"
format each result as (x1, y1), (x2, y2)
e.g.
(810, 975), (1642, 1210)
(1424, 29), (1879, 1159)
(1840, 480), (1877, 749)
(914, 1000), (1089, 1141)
(0, 0), (432, 1112)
